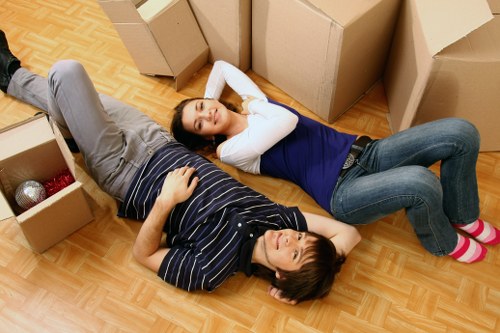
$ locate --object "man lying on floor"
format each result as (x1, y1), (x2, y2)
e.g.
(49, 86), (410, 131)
(0, 30), (361, 305)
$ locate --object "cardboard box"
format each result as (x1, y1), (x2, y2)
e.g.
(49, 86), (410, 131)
(0, 116), (94, 253)
(252, 0), (401, 123)
(99, 0), (209, 90)
(384, 0), (499, 151)
(188, 0), (251, 71)
(488, 0), (500, 13)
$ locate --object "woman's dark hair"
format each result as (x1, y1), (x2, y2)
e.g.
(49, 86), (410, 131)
(253, 231), (345, 304)
(171, 97), (238, 152)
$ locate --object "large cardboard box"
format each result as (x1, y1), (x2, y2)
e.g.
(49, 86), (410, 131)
(188, 0), (251, 71)
(384, 0), (499, 151)
(99, 0), (209, 90)
(252, 0), (401, 123)
(0, 116), (94, 253)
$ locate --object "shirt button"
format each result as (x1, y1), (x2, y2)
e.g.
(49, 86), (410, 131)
(148, 149), (153, 155)
(249, 233), (254, 238)
(237, 223), (242, 228)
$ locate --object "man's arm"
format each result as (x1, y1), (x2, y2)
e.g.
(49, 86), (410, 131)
(302, 212), (361, 255)
(132, 166), (199, 272)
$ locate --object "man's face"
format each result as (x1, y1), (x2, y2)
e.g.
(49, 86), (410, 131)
(261, 229), (313, 272)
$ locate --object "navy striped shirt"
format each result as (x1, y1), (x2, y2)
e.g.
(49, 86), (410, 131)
(118, 142), (307, 292)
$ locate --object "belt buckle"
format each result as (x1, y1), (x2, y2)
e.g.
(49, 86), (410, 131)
(342, 152), (355, 170)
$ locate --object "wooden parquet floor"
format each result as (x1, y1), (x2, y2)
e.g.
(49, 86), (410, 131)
(1, 1), (499, 332)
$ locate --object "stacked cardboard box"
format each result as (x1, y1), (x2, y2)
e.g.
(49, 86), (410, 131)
(252, 0), (401, 123)
(384, 0), (499, 151)
(98, 0), (209, 90)
(188, 0), (251, 71)
(0, 116), (94, 253)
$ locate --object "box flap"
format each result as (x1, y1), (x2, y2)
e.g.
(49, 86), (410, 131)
(98, 0), (143, 23)
(441, 15), (500, 61)
(488, 0), (500, 14)
(306, 0), (386, 26)
(0, 116), (54, 161)
(138, 0), (175, 22)
(415, 0), (493, 56)
(0, 188), (14, 220)
(50, 119), (76, 177)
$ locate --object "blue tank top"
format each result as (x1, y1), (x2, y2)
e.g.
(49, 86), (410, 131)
(260, 100), (356, 212)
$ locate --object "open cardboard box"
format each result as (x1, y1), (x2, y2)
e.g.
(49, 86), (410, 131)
(384, 0), (499, 151)
(98, 0), (209, 90)
(0, 115), (94, 253)
(252, 0), (401, 123)
(188, 0), (251, 71)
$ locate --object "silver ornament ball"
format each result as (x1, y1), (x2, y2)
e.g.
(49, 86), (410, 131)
(15, 180), (47, 210)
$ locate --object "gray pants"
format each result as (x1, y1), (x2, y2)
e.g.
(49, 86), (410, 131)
(7, 60), (174, 200)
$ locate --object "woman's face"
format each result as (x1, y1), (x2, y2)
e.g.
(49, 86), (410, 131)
(181, 98), (229, 138)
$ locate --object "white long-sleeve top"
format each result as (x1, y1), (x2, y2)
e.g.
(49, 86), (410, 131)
(204, 60), (298, 174)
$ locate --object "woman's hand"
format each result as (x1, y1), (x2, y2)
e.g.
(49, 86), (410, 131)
(241, 96), (255, 115)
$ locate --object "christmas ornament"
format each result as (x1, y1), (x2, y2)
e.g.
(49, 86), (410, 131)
(43, 168), (75, 197)
(15, 180), (47, 210)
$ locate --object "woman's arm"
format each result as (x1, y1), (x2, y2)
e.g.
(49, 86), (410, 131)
(302, 212), (361, 255)
(132, 166), (199, 272)
(204, 60), (267, 100)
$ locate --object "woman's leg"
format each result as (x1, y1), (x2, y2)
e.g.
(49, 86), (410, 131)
(362, 118), (498, 246)
(331, 118), (486, 258)
(359, 118), (480, 224)
(333, 165), (458, 256)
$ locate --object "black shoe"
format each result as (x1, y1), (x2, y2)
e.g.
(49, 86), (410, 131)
(0, 30), (21, 93)
(64, 138), (80, 153)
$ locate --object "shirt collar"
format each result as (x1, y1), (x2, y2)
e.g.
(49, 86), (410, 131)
(238, 225), (268, 276)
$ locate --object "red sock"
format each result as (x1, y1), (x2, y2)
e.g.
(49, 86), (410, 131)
(456, 219), (500, 245)
(449, 234), (487, 263)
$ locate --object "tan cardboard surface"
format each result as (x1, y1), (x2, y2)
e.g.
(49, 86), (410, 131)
(188, 0), (251, 70)
(99, 0), (208, 89)
(98, 0), (143, 23)
(113, 22), (174, 76)
(415, 0), (492, 55)
(17, 182), (93, 253)
(385, 0), (500, 151)
(0, 116), (94, 252)
(0, 116), (54, 161)
(307, 0), (383, 25)
(253, 0), (400, 123)
(147, 0), (207, 75)
(138, 0), (175, 22)
(488, 0), (500, 13)
(0, 190), (12, 220)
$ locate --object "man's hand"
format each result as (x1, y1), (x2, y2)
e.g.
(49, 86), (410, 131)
(133, 166), (199, 272)
(157, 166), (199, 207)
(267, 286), (298, 305)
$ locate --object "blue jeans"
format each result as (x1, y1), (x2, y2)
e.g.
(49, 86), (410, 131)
(330, 118), (480, 256)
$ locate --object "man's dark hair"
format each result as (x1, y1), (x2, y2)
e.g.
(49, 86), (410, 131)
(171, 97), (237, 152)
(253, 231), (345, 303)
